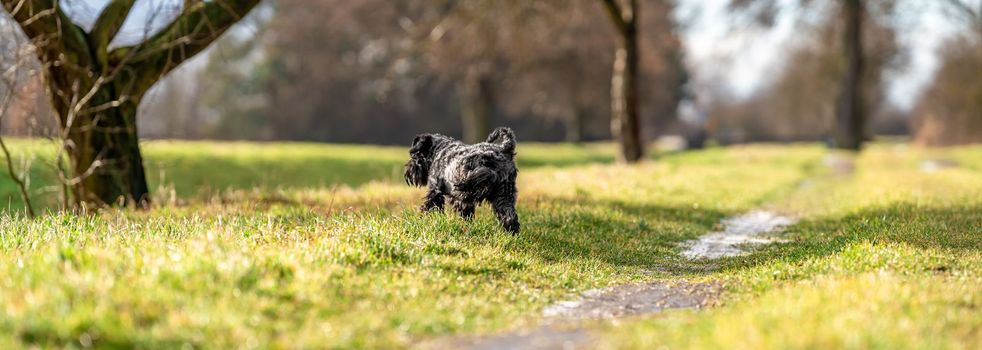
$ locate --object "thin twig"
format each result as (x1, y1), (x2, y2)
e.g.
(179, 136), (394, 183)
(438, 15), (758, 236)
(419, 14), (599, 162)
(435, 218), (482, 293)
(0, 134), (34, 218)
(0, 83), (36, 218)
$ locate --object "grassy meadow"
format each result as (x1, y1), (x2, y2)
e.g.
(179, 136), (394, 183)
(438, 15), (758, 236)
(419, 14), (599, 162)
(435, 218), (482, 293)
(0, 140), (980, 349)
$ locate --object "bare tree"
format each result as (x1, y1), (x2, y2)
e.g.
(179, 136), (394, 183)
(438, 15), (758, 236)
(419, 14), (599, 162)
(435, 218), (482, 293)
(911, 39), (982, 146)
(601, 0), (643, 162)
(911, 1), (982, 146)
(729, 0), (880, 150)
(1, 0), (260, 209)
(834, 0), (865, 150)
(205, 0), (683, 146)
(501, 0), (683, 145)
(707, 10), (902, 144)
(415, 0), (523, 144)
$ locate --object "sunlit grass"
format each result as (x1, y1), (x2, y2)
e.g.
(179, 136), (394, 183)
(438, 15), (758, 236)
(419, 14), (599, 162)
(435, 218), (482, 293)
(1, 140), (980, 349)
(595, 143), (982, 350)
(601, 268), (981, 349)
(0, 139), (619, 211)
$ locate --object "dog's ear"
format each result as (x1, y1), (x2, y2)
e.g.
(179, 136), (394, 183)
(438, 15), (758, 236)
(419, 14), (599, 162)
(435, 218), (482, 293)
(405, 134), (434, 187)
(409, 134), (434, 157)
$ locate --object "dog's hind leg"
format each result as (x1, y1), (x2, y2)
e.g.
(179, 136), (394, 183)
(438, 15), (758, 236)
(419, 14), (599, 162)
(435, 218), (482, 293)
(450, 198), (476, 220)
(421, 188), (445, 212)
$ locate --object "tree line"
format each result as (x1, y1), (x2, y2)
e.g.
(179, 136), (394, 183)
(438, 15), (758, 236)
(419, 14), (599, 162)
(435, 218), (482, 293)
(2, 0), (982, 210)
(152, 0), (687, 153)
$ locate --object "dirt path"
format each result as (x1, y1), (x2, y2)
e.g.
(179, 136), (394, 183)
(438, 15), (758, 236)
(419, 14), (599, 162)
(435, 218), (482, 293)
(434, 281), (720, 350)
(680, 211), (796, 259)
(425, 211), (793, 350)
(540, 281), (720, 320)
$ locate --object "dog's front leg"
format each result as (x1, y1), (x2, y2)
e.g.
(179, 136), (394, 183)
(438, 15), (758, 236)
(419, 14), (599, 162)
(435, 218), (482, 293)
(491, 188), (520, 235)
(421, 187), (445, 212)
(450, 198), (476, 220)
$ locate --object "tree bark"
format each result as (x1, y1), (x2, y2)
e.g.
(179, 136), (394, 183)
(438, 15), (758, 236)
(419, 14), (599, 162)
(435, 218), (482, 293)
(4, 0), (260, 208)
(833, 0), (865, 150)
(461, 68), (494, 144)
(603, 0), (643, 162)
(565, 107), (585, 143)
(63, 89), (149, 207)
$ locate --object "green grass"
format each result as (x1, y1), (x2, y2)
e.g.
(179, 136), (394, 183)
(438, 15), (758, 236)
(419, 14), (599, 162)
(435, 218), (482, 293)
(0, 140), (980, 349)
(0, 140), (618, 211)
(597, 144), (982, 349)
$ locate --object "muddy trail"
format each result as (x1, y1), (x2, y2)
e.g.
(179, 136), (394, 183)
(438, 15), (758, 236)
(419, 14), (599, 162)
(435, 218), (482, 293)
(424, 210), (795, 350)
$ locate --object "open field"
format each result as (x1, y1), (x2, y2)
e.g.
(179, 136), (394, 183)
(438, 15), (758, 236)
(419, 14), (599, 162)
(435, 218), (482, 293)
(1, 140), (980, 349)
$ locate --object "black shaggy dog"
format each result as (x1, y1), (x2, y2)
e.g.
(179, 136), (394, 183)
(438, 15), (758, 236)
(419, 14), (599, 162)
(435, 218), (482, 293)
(404, 127), (520, 234)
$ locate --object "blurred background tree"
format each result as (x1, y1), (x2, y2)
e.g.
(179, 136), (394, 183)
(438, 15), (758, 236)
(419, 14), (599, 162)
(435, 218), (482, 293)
(910, 0), (982, 146)
(3, 0), (982, 160)
(726, 0), (902, 150)
(144, 0), (687, 150)
(710, 0), (905, 144)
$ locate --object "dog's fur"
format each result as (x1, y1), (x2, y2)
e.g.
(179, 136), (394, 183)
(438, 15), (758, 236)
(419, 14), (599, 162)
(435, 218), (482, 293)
(404, 127), (520, 234)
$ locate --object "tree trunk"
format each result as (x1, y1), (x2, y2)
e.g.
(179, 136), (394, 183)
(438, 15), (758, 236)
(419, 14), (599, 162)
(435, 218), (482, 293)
(565, 107), (585, 143)
(461, 68), (494, 144)
(56, 82), (150, 208)
(4, 0), (260, 209)
(833, 0), (865, 150)
(610, 10), (643, 163)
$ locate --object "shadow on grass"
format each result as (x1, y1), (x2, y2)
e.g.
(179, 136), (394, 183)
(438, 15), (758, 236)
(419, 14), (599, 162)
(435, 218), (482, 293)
(702, 204), (982, 274)
(505, 200), (982, 278)
(12, 198), (979, 348)
(149, 148), (619, 195)
(512, 198), (727, 270)
(1, 148), (622, 214)
(140, 195), (733, 274)
(145, 155), (403, 195)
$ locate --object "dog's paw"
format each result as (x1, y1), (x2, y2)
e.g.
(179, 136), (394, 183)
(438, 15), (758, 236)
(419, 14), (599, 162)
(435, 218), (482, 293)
(502, 220), (520, 235)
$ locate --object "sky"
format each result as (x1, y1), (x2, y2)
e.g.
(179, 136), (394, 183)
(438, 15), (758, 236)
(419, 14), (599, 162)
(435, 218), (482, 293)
(676, 0), (966, 110)
(60, 0), (182, 48)
(35, 0), (981, 111)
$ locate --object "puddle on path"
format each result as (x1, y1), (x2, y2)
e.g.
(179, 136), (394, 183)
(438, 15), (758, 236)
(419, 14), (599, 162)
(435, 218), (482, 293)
(681, 211), (796, 259)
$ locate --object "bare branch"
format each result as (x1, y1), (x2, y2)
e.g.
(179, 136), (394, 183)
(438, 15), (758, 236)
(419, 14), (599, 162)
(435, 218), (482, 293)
(942, 0), (979, 18)
(0, 132), (35, 217)
(110, 0), (261, 86)
(89, 0), (136, 68)
(601, 0), (628, 33)
(1, 0), (94, 67)
(940, 0), (982, 35)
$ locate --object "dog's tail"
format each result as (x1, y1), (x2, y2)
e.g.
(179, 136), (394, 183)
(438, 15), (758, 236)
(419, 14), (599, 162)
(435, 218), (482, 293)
(486, 127), (516, 157)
